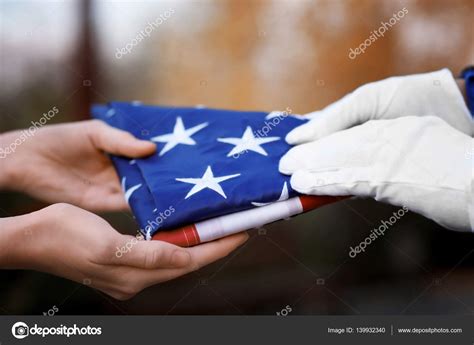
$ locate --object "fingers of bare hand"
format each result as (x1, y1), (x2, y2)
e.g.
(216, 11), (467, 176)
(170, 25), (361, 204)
(88, 120), (156, 157)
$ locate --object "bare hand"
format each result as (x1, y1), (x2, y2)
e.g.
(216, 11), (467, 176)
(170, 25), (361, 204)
(1, 120), (156, 211)
(4, 203), (249, 300)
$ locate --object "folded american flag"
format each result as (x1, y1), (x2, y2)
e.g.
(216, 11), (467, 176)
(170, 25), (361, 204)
(92, 102), (336, 241)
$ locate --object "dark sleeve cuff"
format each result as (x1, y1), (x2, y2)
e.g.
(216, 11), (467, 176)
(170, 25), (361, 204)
(460, 66), (474, 117)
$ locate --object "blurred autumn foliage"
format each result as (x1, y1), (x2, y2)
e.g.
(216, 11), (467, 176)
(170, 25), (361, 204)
(139, 0), (473, 114)
(1, 0), (472, 128)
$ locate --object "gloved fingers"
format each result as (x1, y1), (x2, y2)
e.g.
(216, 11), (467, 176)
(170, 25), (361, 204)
(279, 141), (346, 175)
(290, 168), (375, 197)
(280, 123), (379, 175)
(286, 89), (370, 145)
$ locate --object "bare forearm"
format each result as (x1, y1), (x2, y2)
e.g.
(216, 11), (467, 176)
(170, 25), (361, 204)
(0, 130), (25, 191)
(0, 208), (50, 269)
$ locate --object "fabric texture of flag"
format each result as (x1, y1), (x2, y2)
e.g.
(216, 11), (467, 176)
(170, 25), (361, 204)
(92, 102), (310, 239)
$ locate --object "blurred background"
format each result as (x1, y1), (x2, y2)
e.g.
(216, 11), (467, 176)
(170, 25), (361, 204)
(0, 0), (473, 315)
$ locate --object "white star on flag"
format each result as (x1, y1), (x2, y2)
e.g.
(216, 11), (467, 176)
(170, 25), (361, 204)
(265, 111), (303, 120)
(176, 165), (240, 199)
(106, 108), (116, 117)
(251, 182), (289, 206)
(217, 126), (280, 157)
(121, 177), (142, 204)
(150, 117), (208, 156)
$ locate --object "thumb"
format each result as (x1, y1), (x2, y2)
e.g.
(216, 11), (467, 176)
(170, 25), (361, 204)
(112, 236), (192, 269)
(286, 87), (370, 145)
(88, 120), (156, 157)
(290, 168), (373, 198)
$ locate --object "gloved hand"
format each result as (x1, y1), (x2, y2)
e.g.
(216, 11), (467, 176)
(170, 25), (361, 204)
(291, 69), (473, 143)
(280, 116), (473, 232)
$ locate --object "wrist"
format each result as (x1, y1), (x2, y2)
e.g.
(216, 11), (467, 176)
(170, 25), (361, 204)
(0, 131), (27, 190)
(0, 206), (54, 270)
(455, 79), (467, 103)
(438, 69), (473, 136)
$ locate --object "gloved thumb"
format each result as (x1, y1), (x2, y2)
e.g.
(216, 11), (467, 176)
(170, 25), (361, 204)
(290, 169), (372, 197)
(287, 90), (369, 145)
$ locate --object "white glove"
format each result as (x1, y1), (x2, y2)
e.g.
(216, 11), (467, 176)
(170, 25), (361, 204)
(279, 116), (473, 232)
(290, 69), (473, 143)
